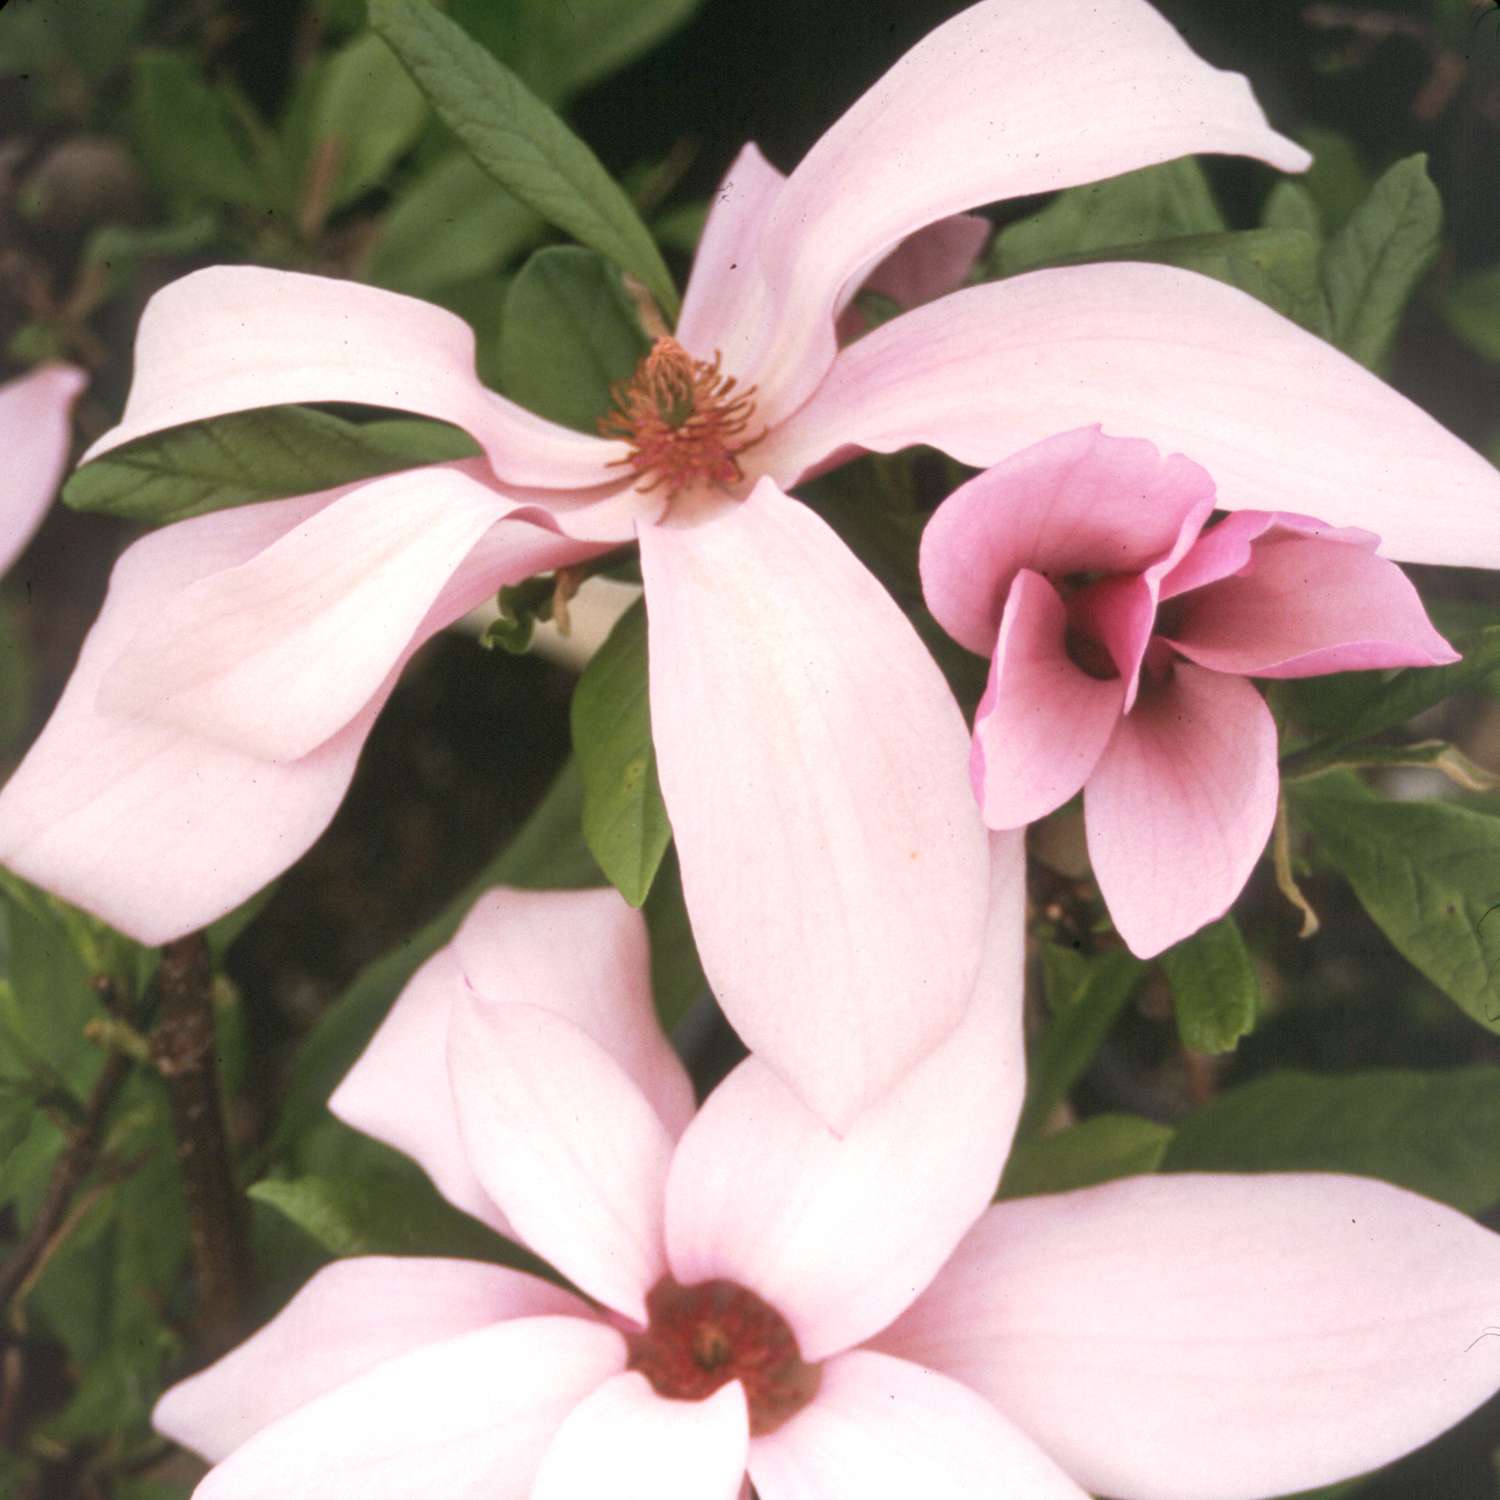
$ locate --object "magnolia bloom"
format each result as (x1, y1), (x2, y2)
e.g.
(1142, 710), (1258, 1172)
(0, 363), (87, 578)
(156, 878), (1500, 1500)
(6, 0), (1500, 1125)
(922, 426), (1458, 957)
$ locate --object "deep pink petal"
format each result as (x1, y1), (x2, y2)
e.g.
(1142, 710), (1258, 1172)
(1164, 531), (1459, 678)
(155, 1257), (588, 1463)
(189, 1315), (623, 1500)
(639, 478), (990, 1131)
(918, 426), (1215, 656)
(1158, 509), (1378, 601)
(664, 833), (1025, 1363)
(447, 988), (674, 1324)
(532, 1374), (748, 1500)
(763, 263), (1500, 568)
(717, 0), (1306, 424)
(85, 267), (625, 490)
(0, 493), (594, 945)
(969, 570), (1124, 830)
(1085, 662), (1278, 958)
(878, 1175), (1500, 1500)
(0, 363), (86, 576)
(747, 1350), (1090, 1500)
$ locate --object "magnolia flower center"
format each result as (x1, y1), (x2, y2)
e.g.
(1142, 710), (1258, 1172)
(599, 338), (762, 498)
(625, 1277), (821, 1435)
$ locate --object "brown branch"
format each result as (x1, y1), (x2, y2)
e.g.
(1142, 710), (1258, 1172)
(151, 935), (251, 1356)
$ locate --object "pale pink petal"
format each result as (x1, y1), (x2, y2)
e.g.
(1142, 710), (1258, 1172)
(448, 988), (674, 1324)
(0, 363), (86, 576)
(1085, 662), (1277, 958)
(763, 262), (1500, 568)
(918, 426), (1215, 656)
(639, 478), (990, 1131)
(85, 266), (625, 490)
(969, 571), (1124, 830)
(452, 887), (695, 1138)
(155, 1257), (589, 1463)
(532, 1373), (748, 1500)
(748, 1349), (1090, 1500)
(0, 494), (595, 946)
(664, 833), (1025, 1363)
(878, 1175), (1500, 1500)
(718, 0), (1306, 424)
(190, 1315), (624, 1500)
(1164, 530), (1459, 678)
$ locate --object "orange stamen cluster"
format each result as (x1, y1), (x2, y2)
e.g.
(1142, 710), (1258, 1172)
(600, 337), (762, 498)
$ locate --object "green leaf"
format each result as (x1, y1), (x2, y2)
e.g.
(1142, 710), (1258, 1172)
(1164, 1067), (1500, 1214)
(0, 595), (32, 752)
(1159, 916), (1259, 1055)
(130, 52), (266, 208)
(643, 847), (707, 1033)
(1440, 264), (1500, 363)
(81, 213), (221, 305)
(0, 0), (151, 82)
(369, 0), (679, 316)
(1261, 179), (1322, 237)
(63, 407), (479, 526)
(1320, 154), (1441, 368)
(999, 1114), (1173, 1200)
(1293, 787), (1500, 1034)
(1018, 945), (1147, 1136)
(572, 599), (670, 907)
(1297, 127), (1371, 233)
(498, 245), (649, 432)
(367, 150), (544, 295)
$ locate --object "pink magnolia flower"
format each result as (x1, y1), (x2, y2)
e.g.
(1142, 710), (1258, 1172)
(155, 879), (1500, 1500)
(0, 363), (87, 578)
(4, 0), (1499, 1123)
(921, 426), (1458, 957)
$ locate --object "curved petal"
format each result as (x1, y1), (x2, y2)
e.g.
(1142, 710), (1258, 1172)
(155, 1256), (589, 1463)
(452, 887), (695, 1138)
(919, 425), (1215, 656)
(855, 214), (991, 314)
(877, 1174), (1500, 1500)
(970, 570), (1124, 831)
(763, 263), (1500, 568)
(532, 1373), (748, 1500)
(0, 494), (599, 946)
(664, 832), (1026, 1363)
(639, 478), (990, 1131)
(1085, 662), (1278, 958)
(1165, 528), (1458, 678)
(85, 266), (626, 489)
(448, 989), (674, 1324)
(191, 1315), (624, 1500)
(720, 0), (1307, 424)
(1158, 509), (1379, 601)
(0, 363), (86, 576)
(748, 1349), (1090, 1500)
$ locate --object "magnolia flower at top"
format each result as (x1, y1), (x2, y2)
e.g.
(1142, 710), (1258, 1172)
(922, 425), (1459, 957)
(6, 0), (1500, 1127)
(0, 363), (87, 579)
(153, 877), (1500, 1500)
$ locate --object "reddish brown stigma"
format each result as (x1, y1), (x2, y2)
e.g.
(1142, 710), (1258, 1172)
(625, 1278), (821, 1435)
(599, 337), (762, 498)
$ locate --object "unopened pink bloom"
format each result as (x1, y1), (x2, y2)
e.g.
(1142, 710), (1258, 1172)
(922, 426), (1457, 956)
(0, 363), (87, 578)
(4, 0), (1497, 1123)
(156, 879), (1500, 1500)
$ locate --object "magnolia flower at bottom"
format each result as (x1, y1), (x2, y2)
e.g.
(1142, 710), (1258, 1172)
(155, 872), (1500, 1500)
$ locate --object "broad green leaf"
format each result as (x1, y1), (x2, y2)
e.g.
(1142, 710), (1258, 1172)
(1297, 127), (1371, 233)
(498, 246), (649, 432)
(369, 0), (679, 317)
(1284, 738), (1500, 795)
(643, 848), (707, 1032)
(991, 156), (1225, 278)
(1164, 1067), (1500, 1214)
(367, 150), (544, 295)
(130, 52), (266, 208)
(1159, 916), (1259, 1055)
(1261, 179), (1322, 237)
(0, 0), (150, 82)
(63, 407), (479, 526)
(81, 213), (220, 305)
(1018, 944), (1147, 1136)
(999, 1114), (1173, 1200)
(1293, 787), (1500, 1033)
(1320, 154), (1441, 368)
(1441, 264), (1500, 363)
(572, 599), (670, 907)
